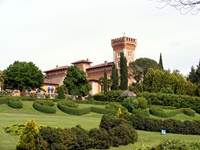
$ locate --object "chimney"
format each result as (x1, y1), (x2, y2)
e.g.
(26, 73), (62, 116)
(104, 61), (107, 64)
(56, 65), (58, 68)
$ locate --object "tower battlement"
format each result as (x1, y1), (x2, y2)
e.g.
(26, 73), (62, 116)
(111, 36), (137, 46)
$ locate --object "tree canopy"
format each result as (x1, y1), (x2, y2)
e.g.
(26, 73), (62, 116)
(110, 63), (119, 90)
(63, 65), (91, 98)
(3, 61), (44, 91)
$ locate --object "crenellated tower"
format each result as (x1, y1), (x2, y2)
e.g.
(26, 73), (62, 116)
(111, 36), (137, 68)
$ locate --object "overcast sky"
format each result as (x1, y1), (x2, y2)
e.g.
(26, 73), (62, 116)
(0, 0), (199, 76)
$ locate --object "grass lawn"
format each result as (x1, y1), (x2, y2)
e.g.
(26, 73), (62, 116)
(1, 101), (200, 150)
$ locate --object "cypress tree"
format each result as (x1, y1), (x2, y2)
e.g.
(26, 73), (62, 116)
(158, 53), (164, 70)
(120, 52), (128, 90)
(103, 68), (108, 93)
(111, 63), (119, 90)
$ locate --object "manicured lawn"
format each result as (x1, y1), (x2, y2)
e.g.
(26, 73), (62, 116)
(1, 101), (200, 150)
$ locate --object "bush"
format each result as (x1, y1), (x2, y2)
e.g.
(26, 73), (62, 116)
(33, 100), (56, 114)
(7, 97), (23, 109)
(57, 86), (66, 99)
(137, 97), (147, 109)
(0, 96), (10, 104)
(132, 109), (150, 117)
(58, 100), (78, 108)
(105, 102), (128, 113)
(122, 97), (138, 112)
(93, 92), (106, 101)
(93, 90), (123, 102)
(183, 108), (196, 117)
(89, 128), (112, 149)
(57, 101), (91, 115)
(71, 125), (93, 150)
(91, 107), (117, 115)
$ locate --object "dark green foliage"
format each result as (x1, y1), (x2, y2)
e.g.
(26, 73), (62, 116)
(135, 57), (160, 79)
(99, 114), (138, 146)
(138, 92), (200, 113)
(71, 125), (92, 150)
(132, 109), (150, 117)
(0, 96), (10, 104)
(40, 127), (76, 150)
(124, 113), (200, 135)
(137, 97), (147, 109)
(183, 108), (196, 117)
(93, 90), (123, 102)
(119, 52), (128, 90)
(111, 63), (119, 90)
(104, 69), (108, 94)
(33, 100), (56, 114)
(122, 97), (138, 112)
(7, 97), (23, 109)
(57, 86), (66, 99)
(89, 128), (112, 149)
(63, 65), (91, 99)
(152, 139), (200, 150)
(3, 61), (43, 91)
(75, 99), (108, 105)
(91, 107), (117, 115)
(188, 60), (200, 84)
(149, 106), (183, 118)
(158, 53), (164, 70)
(57, 101), (91, 115)
(58, 100), (78, 108)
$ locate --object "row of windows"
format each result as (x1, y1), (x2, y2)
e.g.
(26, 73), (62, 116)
(117, 51), (132, 57)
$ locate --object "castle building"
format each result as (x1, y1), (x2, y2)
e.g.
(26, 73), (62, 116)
(43, 36), (137, 95)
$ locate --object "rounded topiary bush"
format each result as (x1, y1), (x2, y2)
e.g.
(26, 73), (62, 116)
(7, 97), (23, 109)
(33, 100), (56, 113)
(122, 97), (138, 112)
(137, 97), (148, 109)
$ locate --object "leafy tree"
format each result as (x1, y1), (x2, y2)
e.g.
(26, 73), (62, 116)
(128, 61), (143, 83)
(98, 77), (104, 92)
(135, 58), (160, 80)
(158, 53), (164, 70)
(120, 52), (128, 90)
(63, 65), (91, 99)
(103, 69), (108, 94)
(110, 63), (119, 90)
(3, 61), (43, 92)
(188, 60), (200, 84)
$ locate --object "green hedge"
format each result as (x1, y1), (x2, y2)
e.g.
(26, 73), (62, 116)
(149, 106), (183, 118)
(57, 102), (91, 115)
(7, 98), (23, 109)
(137, 92), (200, 113)
(124, 114), (200, 135)
(93, 90), (123, 102)
(91, 107), (117, 115)
(33, 100), (56, 114)
(183, 108), (196, 117)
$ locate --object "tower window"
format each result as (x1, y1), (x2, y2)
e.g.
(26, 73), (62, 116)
(128, 51), (132, 57)
(117, 52), (121, 57)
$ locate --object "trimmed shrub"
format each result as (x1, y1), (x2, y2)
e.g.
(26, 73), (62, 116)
(93, 90), (123, 102)
(132, 109), (150, 117)
(4, 124), (25, 135)
(89, 128), (112, 149)
(75, 99), (108, 105)
(183, 108), (196, 117)
(58, 100), (78, 108)
(137, 97), (147, 109)
(122, 97), (138, 112)
(105, 102), (128, 113)
(91, 107), (117, 115)
(71, 125), (93, 150)
(0, 96), (10, 104)
(7, 97), (23, 109)
(57, 101), (90, 115)
(93, 92), (106, 101)
(33, 100), (56, 114)
(57, 86), (66, 99)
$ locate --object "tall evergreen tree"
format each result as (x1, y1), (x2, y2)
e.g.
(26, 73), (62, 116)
(120, 52), (128, 90)
(111, 63), (119, 90)
(103, 68), (108, 93)
(158, 53), (164, 70)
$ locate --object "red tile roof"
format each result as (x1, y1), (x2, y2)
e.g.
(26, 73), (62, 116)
(87, 62), (113, 70)
(71, 59), (92, 64)
(44, 76), (65, 85)
(43, 65), (68, 73)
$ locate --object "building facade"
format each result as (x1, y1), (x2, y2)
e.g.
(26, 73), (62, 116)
(43, 36), (137, 95)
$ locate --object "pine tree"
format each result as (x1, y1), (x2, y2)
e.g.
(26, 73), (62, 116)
(103, 69), (108, 93)
(158, 53), (164, 70)
(57, 86), (66, 99)
(120, 52), (128, 90)
(111, 63), (119, 90)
